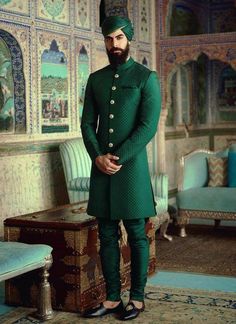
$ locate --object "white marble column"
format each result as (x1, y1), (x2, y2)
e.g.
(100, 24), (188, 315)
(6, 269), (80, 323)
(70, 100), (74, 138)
(176, 67), (183, 125)
(156, 109), (168, 173)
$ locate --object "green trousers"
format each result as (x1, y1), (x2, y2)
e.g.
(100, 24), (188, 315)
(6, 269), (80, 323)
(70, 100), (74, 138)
(97, 218), (149, 302)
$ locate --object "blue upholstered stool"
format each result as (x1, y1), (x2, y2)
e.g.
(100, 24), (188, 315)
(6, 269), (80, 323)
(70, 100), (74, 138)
(0, 241), (54, 320)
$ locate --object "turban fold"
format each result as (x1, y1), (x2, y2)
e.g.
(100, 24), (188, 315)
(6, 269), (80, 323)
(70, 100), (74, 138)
(101, 16), (134, 41)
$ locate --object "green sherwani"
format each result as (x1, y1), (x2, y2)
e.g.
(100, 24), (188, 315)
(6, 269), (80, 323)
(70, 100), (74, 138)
(81, 57), (161, 220)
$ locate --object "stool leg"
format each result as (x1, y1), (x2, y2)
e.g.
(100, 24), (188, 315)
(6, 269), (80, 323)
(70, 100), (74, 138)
(35, 255), (54, 320)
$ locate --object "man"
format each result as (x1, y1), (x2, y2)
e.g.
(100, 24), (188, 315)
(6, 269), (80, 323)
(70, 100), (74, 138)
(81, 15), (161, 321)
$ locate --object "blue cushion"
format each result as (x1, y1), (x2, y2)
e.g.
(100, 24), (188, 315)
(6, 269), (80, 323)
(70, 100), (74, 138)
(0, 242), (52, 275)
(228, 151), (236, 187)
(177, 187), (236, 212)
(229, 144), (236, 152)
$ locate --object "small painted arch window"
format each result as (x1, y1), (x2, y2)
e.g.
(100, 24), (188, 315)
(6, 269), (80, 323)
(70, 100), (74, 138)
(0, 29), (26, 134)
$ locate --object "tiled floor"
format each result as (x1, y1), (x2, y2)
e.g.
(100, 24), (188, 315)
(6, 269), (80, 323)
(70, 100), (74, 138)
(1, 270), (236, 315)
(147, 270), (236, 293)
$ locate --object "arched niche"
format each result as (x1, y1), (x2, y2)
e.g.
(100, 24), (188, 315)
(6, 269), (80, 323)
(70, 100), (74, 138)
(166, 52), (236, 128)
(166, 0), (236, 37)
(0, 29), (26, 134)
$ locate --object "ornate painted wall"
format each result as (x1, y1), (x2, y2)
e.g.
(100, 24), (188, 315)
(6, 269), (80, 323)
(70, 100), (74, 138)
(156, 0), (236, 195)
(0, 0), (156, 236)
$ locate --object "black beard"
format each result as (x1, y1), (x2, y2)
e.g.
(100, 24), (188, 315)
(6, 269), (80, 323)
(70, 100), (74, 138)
(107, 43), (130, 67)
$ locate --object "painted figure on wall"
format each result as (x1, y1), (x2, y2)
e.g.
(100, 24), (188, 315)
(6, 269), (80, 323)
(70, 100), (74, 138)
(0, 37), (14, 133)
(41, 39), (69, 133)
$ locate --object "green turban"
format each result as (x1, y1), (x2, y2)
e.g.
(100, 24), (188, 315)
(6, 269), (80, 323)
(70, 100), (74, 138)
(101, 16), (134, 41)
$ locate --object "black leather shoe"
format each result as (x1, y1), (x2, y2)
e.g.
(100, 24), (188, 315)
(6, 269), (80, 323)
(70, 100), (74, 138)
(120, 301), (145, 321)
(82, 301), (124, 318)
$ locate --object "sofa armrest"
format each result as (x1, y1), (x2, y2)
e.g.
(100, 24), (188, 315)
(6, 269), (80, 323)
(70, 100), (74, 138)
(151, 173), (168, 213)
(68, 177), (90, 191)
(151, 173), (168, 199)
(178, 149), (215, 191)
(59, 138), (91, 183)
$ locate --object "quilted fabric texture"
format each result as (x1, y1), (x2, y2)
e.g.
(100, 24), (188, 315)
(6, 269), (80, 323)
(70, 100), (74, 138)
(207, 157), (228, 187)
(81, 57), (161, 219)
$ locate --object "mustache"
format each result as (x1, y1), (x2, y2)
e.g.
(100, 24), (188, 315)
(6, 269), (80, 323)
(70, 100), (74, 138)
(109, 47), (124, 53)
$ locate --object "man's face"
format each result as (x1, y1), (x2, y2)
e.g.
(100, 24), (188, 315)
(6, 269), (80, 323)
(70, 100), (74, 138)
(104, 29), (130, 66)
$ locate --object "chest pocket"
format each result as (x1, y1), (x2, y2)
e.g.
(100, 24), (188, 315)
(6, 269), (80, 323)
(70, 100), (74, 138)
(120, 85), (140, 108)
(121, 85), (139, 90)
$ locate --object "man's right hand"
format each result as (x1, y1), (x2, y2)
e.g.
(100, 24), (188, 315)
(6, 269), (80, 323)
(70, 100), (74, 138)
(95, 153), (122, 175)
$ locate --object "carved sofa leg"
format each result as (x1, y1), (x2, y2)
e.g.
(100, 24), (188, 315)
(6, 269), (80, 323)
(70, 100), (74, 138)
(160, 220), (173, 241)
(179, 226), (187, 238)
(177, 210), (189, 237)
(35, 255), (54, 321)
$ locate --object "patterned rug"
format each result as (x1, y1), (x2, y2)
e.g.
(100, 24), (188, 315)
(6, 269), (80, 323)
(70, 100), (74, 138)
(0, 286), (235, 324)
(156, 224), (236, 276)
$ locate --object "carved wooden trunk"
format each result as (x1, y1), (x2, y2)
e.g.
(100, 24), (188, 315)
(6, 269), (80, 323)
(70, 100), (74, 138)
(4, 202), (156, 313)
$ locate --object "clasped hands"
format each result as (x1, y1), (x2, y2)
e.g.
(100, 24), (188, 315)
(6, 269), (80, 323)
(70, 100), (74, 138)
(95, 153), (122, 175)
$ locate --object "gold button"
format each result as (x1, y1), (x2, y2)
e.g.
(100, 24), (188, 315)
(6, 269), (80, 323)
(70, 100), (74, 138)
(109, 128), (114, 133)
(109, 114), (114, 119)
(114, 74), (119, 78)
(110, 100), (115, 104)
(108, 143), (113, 147)
(112, 86), (116, 90)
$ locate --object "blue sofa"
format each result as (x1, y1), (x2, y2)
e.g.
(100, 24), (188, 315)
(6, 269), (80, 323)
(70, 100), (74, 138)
(176, 144), (236, 237)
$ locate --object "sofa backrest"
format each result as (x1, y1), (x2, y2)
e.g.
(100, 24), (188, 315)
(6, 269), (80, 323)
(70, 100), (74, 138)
(179, 147), (229, 191)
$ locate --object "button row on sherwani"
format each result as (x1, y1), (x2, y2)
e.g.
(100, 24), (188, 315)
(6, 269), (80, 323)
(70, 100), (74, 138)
(108, 74), (119, 150)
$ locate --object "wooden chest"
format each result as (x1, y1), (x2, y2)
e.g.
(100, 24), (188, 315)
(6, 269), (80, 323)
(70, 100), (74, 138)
(4, 202), (157, 312)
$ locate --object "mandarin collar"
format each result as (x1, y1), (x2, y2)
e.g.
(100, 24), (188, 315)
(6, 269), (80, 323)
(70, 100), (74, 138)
(110, 57), (134, 72)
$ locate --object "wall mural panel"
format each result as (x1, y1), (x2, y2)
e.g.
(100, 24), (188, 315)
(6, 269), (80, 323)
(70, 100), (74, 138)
(0, 0), (30, 16)
(0, 22), (30, 135)
(37, 0), (70, 25)
(75, 0), (90, 29)
(76, 39), (91, 121)
(37, 31), (70, 133)
(139, 0), (150, 42)
(0, 35), (14, 133)
(93, 39), (109, 72)
(138, 51), (151, 67)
